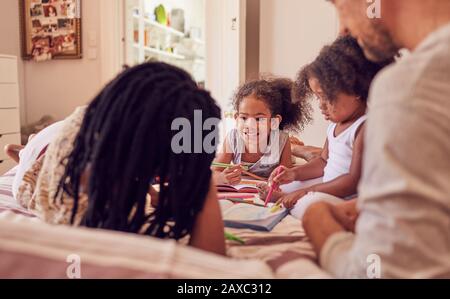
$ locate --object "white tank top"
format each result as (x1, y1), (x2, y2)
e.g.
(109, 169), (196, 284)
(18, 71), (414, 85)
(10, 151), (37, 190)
(323, 115), (367, 183)
(228, 128), (289, 178)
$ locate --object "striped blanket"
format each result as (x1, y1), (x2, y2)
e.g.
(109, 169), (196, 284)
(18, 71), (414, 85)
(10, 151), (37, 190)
(0, 167), (329, 278)
(0, 167), (36, 218)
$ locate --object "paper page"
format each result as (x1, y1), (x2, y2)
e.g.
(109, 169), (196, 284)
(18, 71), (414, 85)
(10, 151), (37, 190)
(219, 200), (235, 212)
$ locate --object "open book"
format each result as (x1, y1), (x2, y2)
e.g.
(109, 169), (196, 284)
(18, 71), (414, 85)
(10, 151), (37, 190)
(217, 193), (257, 200)
(216, 179), (263, 194)
(219, 199), (288, 232)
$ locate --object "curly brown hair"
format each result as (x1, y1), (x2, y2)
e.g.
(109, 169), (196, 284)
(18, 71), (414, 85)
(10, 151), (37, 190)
(232, 77), (312, 132)
(294, 36), (394, 104)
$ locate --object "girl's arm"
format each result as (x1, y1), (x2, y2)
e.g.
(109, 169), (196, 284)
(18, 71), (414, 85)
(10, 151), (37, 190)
(271, 139), (328, 185)
(303, 125), (365, 198)
(189, 178), (226, 256)
(292, 139), (329, 181)
(213, 139), (242, 185)
(213, 138), (234, 167)
(279, 138), (293, 168)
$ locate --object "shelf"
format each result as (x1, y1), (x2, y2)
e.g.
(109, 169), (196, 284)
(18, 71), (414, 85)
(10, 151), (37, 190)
(134, 44), (186, 60)
(133, 15), (185, 37)
(192, 58), (206, 65)
(186, 37), (205, 46)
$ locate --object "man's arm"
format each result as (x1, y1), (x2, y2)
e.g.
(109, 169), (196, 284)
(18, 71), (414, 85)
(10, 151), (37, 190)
(302, 202), (346, 257)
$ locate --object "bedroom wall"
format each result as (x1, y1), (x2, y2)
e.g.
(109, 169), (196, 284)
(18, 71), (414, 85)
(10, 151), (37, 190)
(0, 0), (105, 126)
(260, 0), (338, 146)
(23, 1), (103, 124)
(1, 0), (338, 142)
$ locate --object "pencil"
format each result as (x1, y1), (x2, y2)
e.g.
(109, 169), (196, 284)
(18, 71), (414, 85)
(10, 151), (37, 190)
(241, 170), (266, 181)
(212, 162), (266, 181)
(264, 167), (282, 207)
(218, 194), (255, 199)
(225, 232), (245, 244)
(224, 198), (265, 207)
(212, 162), (249, 170)
(240, 180), (259, 185)
(270, 203), (282, 213)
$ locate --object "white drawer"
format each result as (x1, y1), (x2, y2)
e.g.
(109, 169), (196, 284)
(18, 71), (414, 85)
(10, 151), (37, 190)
(0, 133), (21, 161)
(0, 84), (19, 108)
(0, 159), (16, 176)
(0, 109), (20, 134)
(0, 57), (18, 83)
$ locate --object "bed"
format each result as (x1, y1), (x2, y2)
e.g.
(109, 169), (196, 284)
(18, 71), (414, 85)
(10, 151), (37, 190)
(0, 167), (36, 218)
(0, 166), (330, 278)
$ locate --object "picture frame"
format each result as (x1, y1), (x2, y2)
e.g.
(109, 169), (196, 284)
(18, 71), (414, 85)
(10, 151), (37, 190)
(19, 0), (82, 61)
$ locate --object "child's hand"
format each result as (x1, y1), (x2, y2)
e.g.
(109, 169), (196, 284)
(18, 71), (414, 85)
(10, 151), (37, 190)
(222, 165), (242, 185)
(269, 166), (296, 186)
(276, 189), (307, 209)
(257, 183), (270, 198)
(257, 182), (283, 202)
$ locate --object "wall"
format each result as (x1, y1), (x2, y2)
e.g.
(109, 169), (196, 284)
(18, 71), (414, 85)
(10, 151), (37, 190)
(24, 1), (103, 124)
(206, 0), (247, 112)
(260, 0), (338, 146)
(1, 0), (338, 142)
(0, 0), (105, 126)
(246, 0), (260, 81)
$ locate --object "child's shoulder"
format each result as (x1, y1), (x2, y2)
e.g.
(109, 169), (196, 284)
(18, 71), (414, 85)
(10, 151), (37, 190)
(350, 116), (367, 144)
(225, 128), (239, 141)
(274, 130), (290, 147)
(225, 128), (241, 152)
(326, 122), (337, 137)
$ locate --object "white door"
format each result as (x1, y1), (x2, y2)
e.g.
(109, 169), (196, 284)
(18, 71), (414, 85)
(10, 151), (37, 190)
(122, 0), (207, 84)
(205, 0), (247, 112)
(100, 0), (248, 114)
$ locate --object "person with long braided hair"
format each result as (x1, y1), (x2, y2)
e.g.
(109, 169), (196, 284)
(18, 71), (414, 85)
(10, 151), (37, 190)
(16, 62), (226, 255)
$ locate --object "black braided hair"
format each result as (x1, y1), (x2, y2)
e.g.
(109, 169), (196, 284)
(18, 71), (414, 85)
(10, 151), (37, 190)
(232, 77), (312, 132)
(56, 62), (221, 241)
(294, 36), (395, 104)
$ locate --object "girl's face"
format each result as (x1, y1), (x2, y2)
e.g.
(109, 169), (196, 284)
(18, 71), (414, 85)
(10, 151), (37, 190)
(235, 95), (281, 151)
(308, 78), (364, 123)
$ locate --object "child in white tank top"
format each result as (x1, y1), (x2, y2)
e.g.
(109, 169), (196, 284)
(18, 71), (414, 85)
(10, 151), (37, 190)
(322, 115), (367, 183)
(260, 37), (390, 219)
